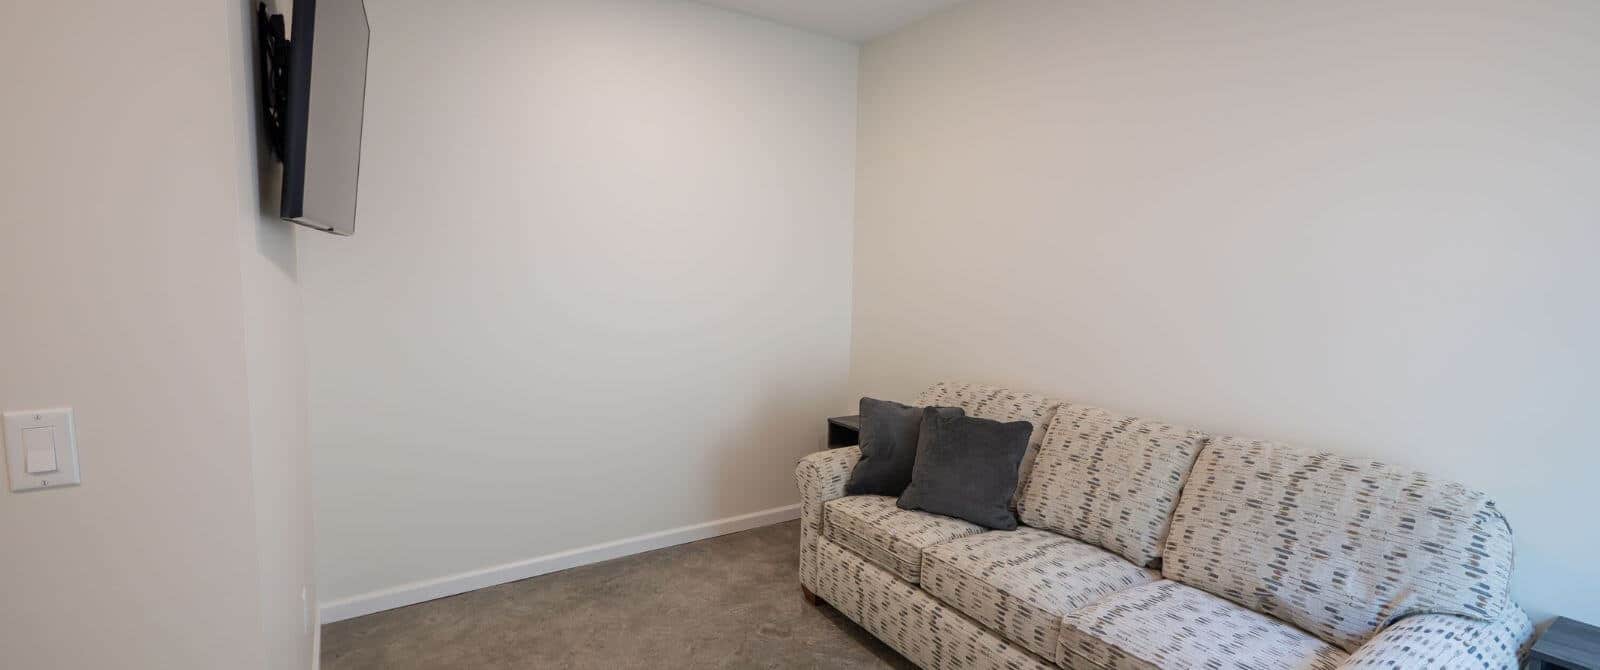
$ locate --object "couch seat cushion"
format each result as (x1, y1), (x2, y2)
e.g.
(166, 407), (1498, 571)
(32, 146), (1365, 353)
(921, 526), (1158, 660)
(823, 495), (986, 583)
(1058, 580), (1348, 670)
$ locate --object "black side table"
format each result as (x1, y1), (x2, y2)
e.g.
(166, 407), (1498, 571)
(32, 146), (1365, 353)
(827, 415), (860, 449)
(1529, 617), (1600, 670)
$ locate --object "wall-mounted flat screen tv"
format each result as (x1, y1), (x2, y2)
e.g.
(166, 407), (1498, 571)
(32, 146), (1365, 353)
(259, 0), (370, 236)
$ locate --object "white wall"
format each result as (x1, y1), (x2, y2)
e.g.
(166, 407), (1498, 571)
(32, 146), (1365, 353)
(232, 0), (320, 665)
(851, 0), (1599, 625)
(0, 2), (315, 668)
(300, 0), (857, 611)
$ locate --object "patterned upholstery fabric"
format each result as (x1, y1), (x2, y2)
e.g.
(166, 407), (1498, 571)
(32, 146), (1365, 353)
(920, 526), (1158, 660)
(1340, 608), (1533, 670)
(916, 382), (1063, 508)
(795, 401), (1533, 670)
(823, 495), (986, 583)
(1057, 580), (1349, 670)
(814, 536), (1055, 670)
(1016, 404), (1206, 568)
(795, 446), (860, 590)
(1162, 436), (1517, 652)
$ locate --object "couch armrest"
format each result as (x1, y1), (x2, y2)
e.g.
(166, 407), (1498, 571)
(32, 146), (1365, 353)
(1340, 606), (1534, 669)
(795, 446), (860, 590)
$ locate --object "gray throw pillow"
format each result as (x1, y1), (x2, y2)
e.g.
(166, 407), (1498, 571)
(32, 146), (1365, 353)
(846, 398), (963, 497)
(897, 409), (1032, 530)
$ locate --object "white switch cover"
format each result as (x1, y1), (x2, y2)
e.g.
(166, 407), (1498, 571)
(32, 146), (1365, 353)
(23, 427), (59, 473)
(4, 409), (80, 492)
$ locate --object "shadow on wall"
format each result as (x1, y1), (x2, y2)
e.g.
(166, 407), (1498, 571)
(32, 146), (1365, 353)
(253, 155), (299, 279)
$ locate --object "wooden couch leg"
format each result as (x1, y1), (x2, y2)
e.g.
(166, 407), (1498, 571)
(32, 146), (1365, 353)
(802, 586), (820, 606)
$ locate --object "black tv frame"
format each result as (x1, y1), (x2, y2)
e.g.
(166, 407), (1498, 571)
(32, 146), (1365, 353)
(258, 0), (360, 235)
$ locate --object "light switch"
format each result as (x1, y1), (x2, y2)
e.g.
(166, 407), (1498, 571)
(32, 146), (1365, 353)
(23, 427), (59, 474)
(4, 408), (80, 492)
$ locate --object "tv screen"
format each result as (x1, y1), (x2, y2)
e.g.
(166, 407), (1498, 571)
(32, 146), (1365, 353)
(277, 0), (370, 236)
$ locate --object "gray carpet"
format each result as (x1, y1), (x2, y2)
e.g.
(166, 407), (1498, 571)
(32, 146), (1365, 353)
(321, 520), (917, 669)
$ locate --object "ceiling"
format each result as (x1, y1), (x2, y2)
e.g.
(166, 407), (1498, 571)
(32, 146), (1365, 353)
(694, 0), (965, 43)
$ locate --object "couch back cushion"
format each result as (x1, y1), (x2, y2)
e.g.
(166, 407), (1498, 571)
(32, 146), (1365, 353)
(1162, 436), (1516, 652)
(916, 382), (1062, 508)
(1017, 404), (1207, 568)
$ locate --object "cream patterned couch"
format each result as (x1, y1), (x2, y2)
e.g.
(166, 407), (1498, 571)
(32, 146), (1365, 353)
(796, 382), (1533, 670)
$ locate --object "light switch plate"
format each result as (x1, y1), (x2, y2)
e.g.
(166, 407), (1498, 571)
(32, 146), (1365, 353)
(4, 409), (80, 492)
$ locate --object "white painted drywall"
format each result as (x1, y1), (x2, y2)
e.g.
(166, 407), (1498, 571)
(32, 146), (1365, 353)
(850, 0), (1599, 625)
(0, 2), (315, 668)
(299, 0), (857, 607)
(694, 0), (965, 42)
(231, 0), (321, 665)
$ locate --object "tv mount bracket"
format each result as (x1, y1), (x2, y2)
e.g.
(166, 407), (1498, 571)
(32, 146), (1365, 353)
(257, 3), (292, 161)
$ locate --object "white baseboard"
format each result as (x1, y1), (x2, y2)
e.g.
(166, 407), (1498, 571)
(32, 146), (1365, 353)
(318, 503), (802, 624)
